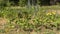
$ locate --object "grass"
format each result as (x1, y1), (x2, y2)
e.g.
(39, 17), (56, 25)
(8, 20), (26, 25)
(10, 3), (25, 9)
(0, 5), (60, 34)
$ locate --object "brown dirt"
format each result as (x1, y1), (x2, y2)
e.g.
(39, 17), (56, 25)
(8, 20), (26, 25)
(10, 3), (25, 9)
(56, 10), (60, 14)
(0, 18), (7, 29)
(0, 18), (7, 25)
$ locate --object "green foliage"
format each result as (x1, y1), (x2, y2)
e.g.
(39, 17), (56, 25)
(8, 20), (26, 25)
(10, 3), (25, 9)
(0, 0), (10, 8)
(0, 6), (60, 32)
(19, 0), (27, 7)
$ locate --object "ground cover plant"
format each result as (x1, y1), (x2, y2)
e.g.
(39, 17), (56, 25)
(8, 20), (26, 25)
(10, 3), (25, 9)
(0, 6), (60, 34)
